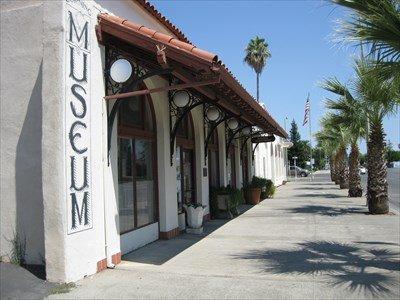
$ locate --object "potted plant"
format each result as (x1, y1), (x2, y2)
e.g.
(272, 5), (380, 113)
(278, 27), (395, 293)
(249, 176), (266, 205)
(216, 186), (233, 219)
(184, 203), (206, 234)
(229, 188), (243, 216)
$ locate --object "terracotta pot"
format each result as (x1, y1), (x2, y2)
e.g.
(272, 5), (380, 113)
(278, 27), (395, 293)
(249, 188), (261, 205)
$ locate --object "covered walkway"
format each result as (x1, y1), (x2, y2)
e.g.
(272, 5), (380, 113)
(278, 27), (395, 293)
(50, 171), (400, 299)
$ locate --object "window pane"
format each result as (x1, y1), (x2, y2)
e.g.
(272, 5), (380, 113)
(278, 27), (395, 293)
(208, 150), (219, 188)
(120, 97), (142, 127)
(182, 150), (194, 204)
(118, 138), (135, 233)
(176, 147), (183, 212)
(135, 139), (155, 227)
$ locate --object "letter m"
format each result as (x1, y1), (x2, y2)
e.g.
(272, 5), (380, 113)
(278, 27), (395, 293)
(68, 11), (89, 50)
(71, 192), (90, 230)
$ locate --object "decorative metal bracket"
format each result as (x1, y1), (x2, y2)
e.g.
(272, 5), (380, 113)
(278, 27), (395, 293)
(104, 46), (173, 165)
(225, 124), (253, 161)
(252, 143), (260, 165)
(169, 85), (203, 166)
(240, 130), (263, 157)
(203, 103), (232, 165)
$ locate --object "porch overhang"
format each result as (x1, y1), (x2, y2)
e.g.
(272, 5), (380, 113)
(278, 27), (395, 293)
(96, 13), (288, 138)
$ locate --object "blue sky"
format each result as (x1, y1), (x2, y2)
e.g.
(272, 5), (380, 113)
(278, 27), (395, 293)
(152, 0), (399, 153)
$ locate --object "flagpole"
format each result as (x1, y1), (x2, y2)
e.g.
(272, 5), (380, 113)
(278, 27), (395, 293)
(308, 93), (313, 181)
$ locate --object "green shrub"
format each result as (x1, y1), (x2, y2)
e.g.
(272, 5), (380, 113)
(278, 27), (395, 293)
(210, 186), (243, 218)
(265, 180), (276, 198)
(250, 176), (267, 189)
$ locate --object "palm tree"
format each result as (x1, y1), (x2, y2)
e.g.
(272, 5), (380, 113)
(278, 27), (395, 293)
(332, 0), (400, 81)
(354, 60), (398, 214)
(318, 115), (350, 189)
(244, 36), (271, 102)
(315, 130), (339, 183)
(321, 78), (367, 197)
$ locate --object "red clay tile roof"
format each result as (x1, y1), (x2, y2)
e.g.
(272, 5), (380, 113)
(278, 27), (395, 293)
(98, 14), (218, 66)
(97, 13), (287, 138)
(134, 0), (192, 44)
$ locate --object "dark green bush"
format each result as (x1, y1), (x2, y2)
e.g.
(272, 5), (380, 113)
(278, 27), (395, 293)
(210, 186), (243, 218)
(265, 180), (276, 198)
(250, 176), (267, 189)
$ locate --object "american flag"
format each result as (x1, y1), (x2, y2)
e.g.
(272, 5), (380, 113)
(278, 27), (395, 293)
(303, 98), (310, 126)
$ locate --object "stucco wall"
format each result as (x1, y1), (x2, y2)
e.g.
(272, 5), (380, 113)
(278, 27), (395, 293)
(253, 135), (287, 186)
(0, 0), (45, 265)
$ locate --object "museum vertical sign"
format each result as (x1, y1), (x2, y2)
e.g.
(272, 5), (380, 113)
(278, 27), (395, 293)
(65, 1), (92, 234)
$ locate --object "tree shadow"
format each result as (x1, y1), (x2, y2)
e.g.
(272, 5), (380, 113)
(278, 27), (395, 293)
(294, 187), (335, 191)
(295, 193), (346, 199)
(283, 205), (366, 216)
(233, 241), (400, 297)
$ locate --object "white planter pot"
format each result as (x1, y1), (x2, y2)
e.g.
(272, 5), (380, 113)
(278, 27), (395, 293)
(178, 212), (186, 231)
(185, 205), (204, 229)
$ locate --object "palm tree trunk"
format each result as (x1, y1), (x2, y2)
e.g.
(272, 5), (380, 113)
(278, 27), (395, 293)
(337, 146), (349, 189)
(348, 142), (363, 197)
(333, 152), (341, 185)
(329, 156), (335, 182)
(367, 121), (388, 214)
(256, 72), (259, 102)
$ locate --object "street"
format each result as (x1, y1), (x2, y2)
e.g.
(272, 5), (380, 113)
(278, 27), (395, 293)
(47, 171), (399, 299)
(361, 168), (400, 212)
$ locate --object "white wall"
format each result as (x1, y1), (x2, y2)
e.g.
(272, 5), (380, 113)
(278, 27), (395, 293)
(1, 0), (45, 265)
(253, 135), (287, 186)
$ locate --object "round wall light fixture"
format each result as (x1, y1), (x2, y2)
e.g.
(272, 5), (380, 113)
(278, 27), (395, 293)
(206, 106), (221, 122)
(110, 59), (132, 83)
(242, 126), (251, 135)
(227, 118), (239, 130)
(172, 90), (191, 108)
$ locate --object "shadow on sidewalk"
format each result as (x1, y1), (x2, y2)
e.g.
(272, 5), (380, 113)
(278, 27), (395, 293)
(123, 219), (228, 265)
(283, 205), (366, 216)
(295, 193), (347, 199)
(123, 205), (253, 265)
(233, 241), (400, 297)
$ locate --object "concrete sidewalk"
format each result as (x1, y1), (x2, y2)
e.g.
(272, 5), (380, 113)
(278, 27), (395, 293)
(49, 171), (400, 299)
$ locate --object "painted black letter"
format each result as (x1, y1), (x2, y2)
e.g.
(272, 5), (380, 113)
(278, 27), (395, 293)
(70, 84), (87, 118)
(69, 46), (87, 82)
(70, 156), (89, 191)
(69, 121), (88, 154)
(71, 192), (89, 229)
(68, 11), (89, 49)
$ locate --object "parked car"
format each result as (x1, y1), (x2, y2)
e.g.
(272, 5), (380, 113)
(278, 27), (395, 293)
(289, 166), (309, 177)
(359, 166), (367, 175)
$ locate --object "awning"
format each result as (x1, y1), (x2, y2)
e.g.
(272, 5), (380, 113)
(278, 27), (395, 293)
(96, 13), (288, 138)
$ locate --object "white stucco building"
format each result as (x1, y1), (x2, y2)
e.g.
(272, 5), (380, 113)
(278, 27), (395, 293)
(0, 0), (289, 282)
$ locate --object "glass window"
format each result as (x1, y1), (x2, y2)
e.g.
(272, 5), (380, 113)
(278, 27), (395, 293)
(135, 139), (155, 227)
(120, 97), (142, 128)
(117, 91), (157, 234)
(119, 95), (154, 132)
(118, 138), (135, 233)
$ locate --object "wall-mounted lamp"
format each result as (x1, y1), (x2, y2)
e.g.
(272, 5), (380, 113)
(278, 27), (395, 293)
(205, 106), (221, 122)
(172, 90), (191, 108)
(242, 126), (251, 135)
(227, 118), (239, 130)
(110, 58), (132, 83)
